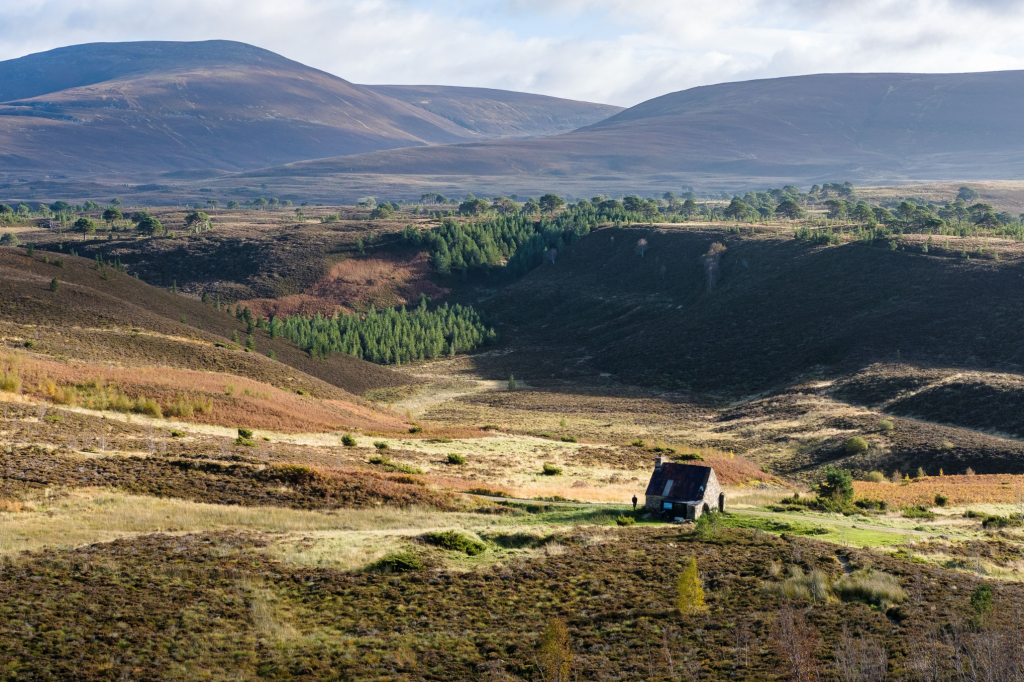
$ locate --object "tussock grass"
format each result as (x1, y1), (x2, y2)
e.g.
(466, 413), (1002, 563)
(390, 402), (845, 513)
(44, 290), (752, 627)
(832, 568), (908, 607)
(762, 565), (831, 602)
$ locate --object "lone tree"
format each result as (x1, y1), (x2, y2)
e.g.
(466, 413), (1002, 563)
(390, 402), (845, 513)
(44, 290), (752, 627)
(774, 199), (804, 220)
(539, 193), (566, 214)
(635, 238), (649, 257)
(537, 617), (573, 682)
(49, 277), (60, 292)
(102, 208), (122, 226)
(817, 465), (854, 503)
(136, 216), (165, 236)
(958, 186), (980, 203)
(184, 211), (211, 233)
(73, 217), (96, 234)
(370, 203), (395, 219)
(676, 557), (707, 615)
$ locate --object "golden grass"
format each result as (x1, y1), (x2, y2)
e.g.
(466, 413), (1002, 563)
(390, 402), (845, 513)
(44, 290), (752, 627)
(0, 489), (510, 559)
(2, 350), (403, 433)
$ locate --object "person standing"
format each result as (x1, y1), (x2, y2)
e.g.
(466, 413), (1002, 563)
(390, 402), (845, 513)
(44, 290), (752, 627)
(632, 494), (638, 511)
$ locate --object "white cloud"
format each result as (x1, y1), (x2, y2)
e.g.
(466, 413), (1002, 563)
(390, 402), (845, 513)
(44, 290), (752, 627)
(2, 0), (1024, 106)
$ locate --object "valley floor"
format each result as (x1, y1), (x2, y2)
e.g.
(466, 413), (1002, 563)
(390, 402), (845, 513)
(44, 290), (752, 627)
(3, 355), (1024, 679)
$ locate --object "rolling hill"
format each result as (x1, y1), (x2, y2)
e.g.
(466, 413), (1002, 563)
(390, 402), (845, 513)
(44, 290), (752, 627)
(363, 84), (622, 140)
(0, 41), (618, 177)
(254, 70), (1024, 189)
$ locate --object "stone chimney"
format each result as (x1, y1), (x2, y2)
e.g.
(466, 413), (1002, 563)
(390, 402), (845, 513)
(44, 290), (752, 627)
(654, 456), (665, 469)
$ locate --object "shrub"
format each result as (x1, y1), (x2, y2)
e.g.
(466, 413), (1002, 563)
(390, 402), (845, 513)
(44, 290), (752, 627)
(542, 463), (562, 476)
(854, 498), (889, 511)
(878, 419), (894, 432)
(615, 515), (636, 526)
(845, 436), (869, 453)
(0, 370), (21, 393)
(49, 278), (60, 292)
(694, 510), (721, 540)
(367, 552), (424, 574)
(631, 439), (646, 447)
(169, 430), (185, 437)
(423, 530), (486, 556)
(901, 505), (936, 519)
(970, 584), (994, 627)
(981, 514), (1024, 529)
(235, 427), (255, 446)
(864, 471), (886, 483)
(0, 232), (20, 246)
(341, 433), (357, 447)
(408, 426), (422, 434)
(934, 493), (948, 507)
(560, 435), (577, 443)
(447, 453), (466, 465)
(369, 456), (424, 475)
(373, 441), (389, 450)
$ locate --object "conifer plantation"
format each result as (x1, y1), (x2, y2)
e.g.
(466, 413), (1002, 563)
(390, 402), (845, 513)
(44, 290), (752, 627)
(274, 297), (495, 364)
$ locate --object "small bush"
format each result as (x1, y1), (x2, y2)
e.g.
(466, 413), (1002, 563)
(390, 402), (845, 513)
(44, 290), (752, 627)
(934, 493), (948, 507)
(447, 453), (466, 465)
(408, 425), (422, 434)
(369, 456), (424, 475)
(981, 514), (1024, 529)
(615, 515), (636, 526)
(423, 530), (486, 556)
(373, 441), (389, 450)
(878, 419), (894, 432)
(675, 452), (704, 461)
(560, 435), (577, 443)
(901, 505), (936, 519)
(542, 463), (563, 476)
(367, 552), (424, 574)
(0, 370), (21, 393)
(169, 430), (185, 438)
(845, 436), (869, 453)
(631, 439), (646, 447)
(864, 471), (886, 483)
(855, 498), (889, 511)
(341, 433), (357, 447)
(237, 428), (253, 439)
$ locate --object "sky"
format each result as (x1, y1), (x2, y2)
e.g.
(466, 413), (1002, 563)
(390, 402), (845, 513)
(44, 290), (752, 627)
(3, 0), (1024, 107)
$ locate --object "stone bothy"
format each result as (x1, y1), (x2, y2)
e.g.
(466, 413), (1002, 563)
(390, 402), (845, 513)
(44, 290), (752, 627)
(643, 457), (724, 520)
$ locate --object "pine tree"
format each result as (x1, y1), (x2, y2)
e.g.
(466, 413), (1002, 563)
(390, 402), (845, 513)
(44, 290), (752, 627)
(49, 277), (60, 292)
(246, 335), (256, 351)
(676, 557), (707, 615)
(231, 330), (239, 343)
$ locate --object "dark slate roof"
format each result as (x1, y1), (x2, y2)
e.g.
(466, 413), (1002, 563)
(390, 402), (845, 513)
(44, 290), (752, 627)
(644, 463), (712, 501)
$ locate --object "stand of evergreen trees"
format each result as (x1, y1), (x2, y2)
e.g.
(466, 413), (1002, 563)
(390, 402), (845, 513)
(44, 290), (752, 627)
(402, 202), (616, 279)
(274, 297), (495, 364)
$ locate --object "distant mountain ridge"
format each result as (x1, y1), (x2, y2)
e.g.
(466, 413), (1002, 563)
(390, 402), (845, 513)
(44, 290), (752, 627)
(259, 70), (1024, 186)
(0, 40), (620, 177)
